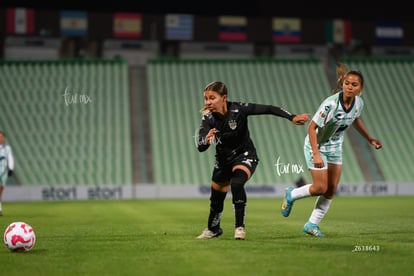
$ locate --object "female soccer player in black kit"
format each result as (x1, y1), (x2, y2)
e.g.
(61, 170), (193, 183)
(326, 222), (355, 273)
(196, 81), (309, 240)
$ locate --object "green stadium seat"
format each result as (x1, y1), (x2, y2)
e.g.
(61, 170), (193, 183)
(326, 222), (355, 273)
(146, 58), (366, 185)
(0, 59), (133, 186)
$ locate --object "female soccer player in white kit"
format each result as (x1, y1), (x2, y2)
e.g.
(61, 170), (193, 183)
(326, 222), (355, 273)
(0, 131), (14, 215)
(280, 62), (382, 236)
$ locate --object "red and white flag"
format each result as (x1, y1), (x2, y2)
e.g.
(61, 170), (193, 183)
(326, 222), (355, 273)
(7, 8), (35, 34)
(113, 12), (142, 38)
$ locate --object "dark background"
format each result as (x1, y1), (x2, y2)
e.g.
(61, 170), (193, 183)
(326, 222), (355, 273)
(0, 0), (411, 20)
(1, 0), (413, 58)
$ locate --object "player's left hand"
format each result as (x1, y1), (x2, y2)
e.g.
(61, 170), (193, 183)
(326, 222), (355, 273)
(293, 113), (310, 125)
(370, 138), (382, 149)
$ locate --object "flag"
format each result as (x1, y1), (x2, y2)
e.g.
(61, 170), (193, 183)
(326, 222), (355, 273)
(325, 19), (352, 44)
(6, 8), (35, 34)
(60, 11), (88, 36)
(375, 21), (403, 45)
(165, 14), (193, 40)
(272, 17), (301, 43)
(113, 13), (142, 39)
(218, 16), (247, 41)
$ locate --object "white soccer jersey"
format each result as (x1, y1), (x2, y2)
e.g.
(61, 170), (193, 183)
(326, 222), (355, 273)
(0, 143), (14, 175)
(305, 92), (363, 154)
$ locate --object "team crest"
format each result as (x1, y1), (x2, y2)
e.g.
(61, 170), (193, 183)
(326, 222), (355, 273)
(228, 119), (237, 130)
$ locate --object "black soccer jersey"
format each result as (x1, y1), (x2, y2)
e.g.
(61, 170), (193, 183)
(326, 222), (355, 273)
(197, 101), (295, 164)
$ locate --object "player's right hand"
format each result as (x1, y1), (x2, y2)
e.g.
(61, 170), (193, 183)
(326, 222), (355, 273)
(206, 128), (217, 145)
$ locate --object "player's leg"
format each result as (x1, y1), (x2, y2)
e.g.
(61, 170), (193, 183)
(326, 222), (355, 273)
(196, 181), (229, 239)
(281, 147), (329, 217)
(197, 162), (231, 239)
(231, 160), (256, 240)
(0, 171), (6, 215)
(303, 163), (342, 236)
(0, 184), (4, 215)
(230, 167), (249, 240)
(325, 163), (342, 199)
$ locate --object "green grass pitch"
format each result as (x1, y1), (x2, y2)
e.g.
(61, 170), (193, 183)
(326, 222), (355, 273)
(1, 196), (413, 275)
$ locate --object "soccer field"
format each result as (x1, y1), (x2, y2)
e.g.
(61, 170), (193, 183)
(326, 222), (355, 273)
(1, 196), (413, 275)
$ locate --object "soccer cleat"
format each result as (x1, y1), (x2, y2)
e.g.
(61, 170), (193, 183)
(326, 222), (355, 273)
(303, 221), (325, 237)
(281, 186), (294, 217)
(234, 227), (246, 240)
(196, 228), (223, 239)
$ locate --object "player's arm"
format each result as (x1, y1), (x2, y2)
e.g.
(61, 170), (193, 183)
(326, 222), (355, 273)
(352, 118), (382, 149)
(247, 103), (309, 125)
(197, 115), (214, 152)
(308, 120), (324, 168)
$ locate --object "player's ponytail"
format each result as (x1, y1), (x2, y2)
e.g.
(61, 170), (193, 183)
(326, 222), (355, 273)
(333, 62), (364, 96)
(200, 106), (209, 114)
(333, 62), (349, 93)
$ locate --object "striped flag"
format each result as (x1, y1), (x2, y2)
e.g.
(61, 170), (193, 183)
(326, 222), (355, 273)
(218, 16), (247, 41)
(113, 13), (142, 39)
(375, 21), (403, 45)
(60, 11), (88, 36)
(165, 14), (193, 40)
(272, 17), (301, 43)
(6, 8), (35, 34)
(325, 19), (352, 44)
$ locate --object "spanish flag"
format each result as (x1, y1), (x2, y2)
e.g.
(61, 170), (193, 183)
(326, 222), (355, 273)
(113, 13), (142, 39)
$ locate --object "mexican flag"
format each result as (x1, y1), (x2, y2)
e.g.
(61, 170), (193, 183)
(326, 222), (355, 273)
(326, 19), (351, 44)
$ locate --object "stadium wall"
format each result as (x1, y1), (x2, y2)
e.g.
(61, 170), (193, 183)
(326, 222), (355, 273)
(4, 182), (414, 202)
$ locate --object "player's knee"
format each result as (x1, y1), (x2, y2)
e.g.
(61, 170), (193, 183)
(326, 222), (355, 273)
(311, 184), (328, 195)
(230, 170), (248, 204)
(230, 169), (248, 189)
(210, 187), (227, 212)
(324, 187), (336, 198)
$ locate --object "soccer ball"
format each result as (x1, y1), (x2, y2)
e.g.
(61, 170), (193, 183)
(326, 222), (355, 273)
(3, 221), (36, 252)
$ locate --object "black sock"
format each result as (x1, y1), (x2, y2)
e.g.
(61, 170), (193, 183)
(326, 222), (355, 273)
(231, 170), (248, 228)
(207, 187), (227, 232)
